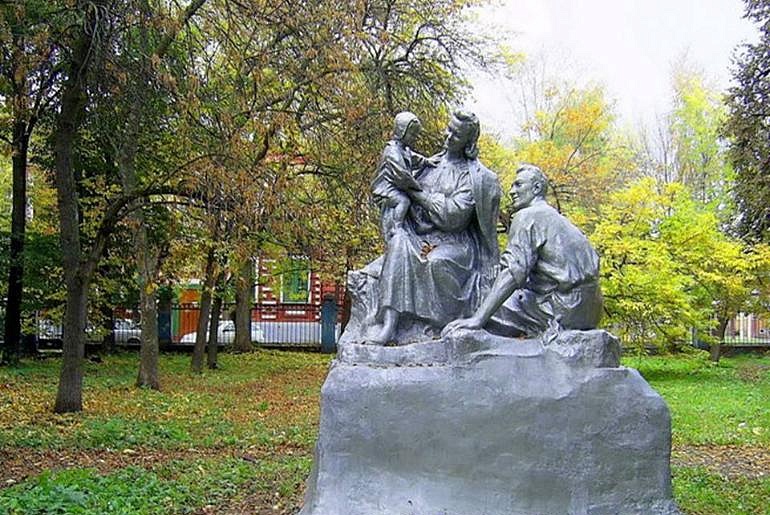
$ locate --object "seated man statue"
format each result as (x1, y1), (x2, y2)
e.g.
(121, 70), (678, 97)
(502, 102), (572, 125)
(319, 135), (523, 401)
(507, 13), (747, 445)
(443, 164), (603, 339)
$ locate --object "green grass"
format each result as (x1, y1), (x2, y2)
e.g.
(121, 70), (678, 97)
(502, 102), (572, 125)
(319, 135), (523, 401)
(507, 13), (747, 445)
(673, 466), (770, 515)
(1, 350), (768, 514)
(623, 352), (770, 446)
(0, 456), (311, 514)
(0, 351), (329, 451)
(623, 351), (770, 514)
(0, 350), (327, 514)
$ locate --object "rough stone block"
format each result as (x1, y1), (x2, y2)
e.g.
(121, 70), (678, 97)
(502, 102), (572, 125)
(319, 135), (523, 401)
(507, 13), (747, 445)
(299, 330), (679, 515)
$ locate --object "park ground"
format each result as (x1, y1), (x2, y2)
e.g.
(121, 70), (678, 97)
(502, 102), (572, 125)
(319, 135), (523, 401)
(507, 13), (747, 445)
(0, 350), (768, 514)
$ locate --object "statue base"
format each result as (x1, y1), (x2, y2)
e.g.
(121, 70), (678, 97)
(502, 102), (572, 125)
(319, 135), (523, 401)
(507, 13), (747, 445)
(298, 330), (680, 515)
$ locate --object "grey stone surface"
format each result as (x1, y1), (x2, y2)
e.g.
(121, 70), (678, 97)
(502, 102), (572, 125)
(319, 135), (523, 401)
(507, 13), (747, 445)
(298, 330), (679, 515)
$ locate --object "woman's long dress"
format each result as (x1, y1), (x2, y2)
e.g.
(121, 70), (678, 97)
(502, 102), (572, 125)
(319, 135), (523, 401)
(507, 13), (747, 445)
(377, 156), (482, 328)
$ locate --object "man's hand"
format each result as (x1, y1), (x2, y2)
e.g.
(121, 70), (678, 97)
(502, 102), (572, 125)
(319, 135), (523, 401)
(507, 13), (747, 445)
(441, 316), (484, 337)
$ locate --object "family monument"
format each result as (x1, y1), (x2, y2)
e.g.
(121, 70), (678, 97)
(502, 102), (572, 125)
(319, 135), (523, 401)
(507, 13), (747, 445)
(298, 111), (680, 514)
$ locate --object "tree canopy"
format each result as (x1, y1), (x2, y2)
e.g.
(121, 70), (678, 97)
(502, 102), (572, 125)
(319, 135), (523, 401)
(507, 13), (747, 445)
(726, 0), (770, 240)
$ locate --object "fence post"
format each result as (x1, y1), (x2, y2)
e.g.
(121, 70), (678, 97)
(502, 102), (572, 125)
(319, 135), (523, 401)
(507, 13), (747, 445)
(320, 296), (338, 354)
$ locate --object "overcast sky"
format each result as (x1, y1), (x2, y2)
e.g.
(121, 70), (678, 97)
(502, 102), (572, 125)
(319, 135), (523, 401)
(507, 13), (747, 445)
(468, 0), (761, 137)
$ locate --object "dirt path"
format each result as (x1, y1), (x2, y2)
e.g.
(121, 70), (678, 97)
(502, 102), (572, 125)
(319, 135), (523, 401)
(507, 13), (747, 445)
(672, 444), (770, 479)
(4, 442), (768, 489)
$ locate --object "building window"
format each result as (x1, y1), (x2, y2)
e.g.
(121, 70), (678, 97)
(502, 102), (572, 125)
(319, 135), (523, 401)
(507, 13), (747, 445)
(280, 257), (310, 304)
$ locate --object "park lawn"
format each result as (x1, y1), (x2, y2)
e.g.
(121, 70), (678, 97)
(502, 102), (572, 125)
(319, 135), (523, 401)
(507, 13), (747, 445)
(0, 350), (767, 514)
(0, 351), (330, 514)
(625, 352), (770, 515)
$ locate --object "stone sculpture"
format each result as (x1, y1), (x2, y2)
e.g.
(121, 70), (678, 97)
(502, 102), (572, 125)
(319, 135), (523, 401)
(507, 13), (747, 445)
(372, 111), (433, 242)
(345, 110), (501, 346)
(443, 163), (603, 341)
(299, 330), (680, 515)
(298, 112), (680, 515)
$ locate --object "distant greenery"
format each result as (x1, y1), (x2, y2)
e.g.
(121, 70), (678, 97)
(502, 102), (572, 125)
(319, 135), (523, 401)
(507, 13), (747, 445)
(1, 350), (768, 513)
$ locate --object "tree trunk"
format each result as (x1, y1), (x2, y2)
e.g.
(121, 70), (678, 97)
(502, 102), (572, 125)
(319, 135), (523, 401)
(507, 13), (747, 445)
(51, 0), (207, 408)
(54, 273), (88, 413)
(207, 272), (225, 370)
(2, 121), (30, 366)
(136, 220), (161, 389)
(100, 305), (115, 354)
(117, 101), (162, 389)
(710, 317), (729, 363)
(234, 259), (253, 352)
(192, 248), (216, 373)
(52, 14), (96, 412)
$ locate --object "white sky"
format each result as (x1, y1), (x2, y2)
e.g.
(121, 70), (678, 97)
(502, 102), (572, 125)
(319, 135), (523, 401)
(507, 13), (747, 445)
(468, 0), (761, 137)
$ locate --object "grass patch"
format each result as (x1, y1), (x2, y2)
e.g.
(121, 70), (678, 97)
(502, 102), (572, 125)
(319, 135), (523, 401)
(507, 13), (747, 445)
(622, 352), (770, 446)
(624, 351), (770, 514)
(2, 349), (769, 514)
(0, 351), (330, 452)
(0, 455), (310, 514)
(673, 466), (770, 515)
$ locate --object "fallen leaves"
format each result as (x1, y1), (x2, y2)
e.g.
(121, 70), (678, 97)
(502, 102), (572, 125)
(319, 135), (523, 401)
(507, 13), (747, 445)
(0, 350), (330, 496)
(672, 444), (770, 479)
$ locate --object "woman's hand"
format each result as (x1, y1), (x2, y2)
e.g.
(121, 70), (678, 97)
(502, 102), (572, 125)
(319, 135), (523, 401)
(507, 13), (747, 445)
(425, 154), (442, 167)
(384, 167), (420, 191)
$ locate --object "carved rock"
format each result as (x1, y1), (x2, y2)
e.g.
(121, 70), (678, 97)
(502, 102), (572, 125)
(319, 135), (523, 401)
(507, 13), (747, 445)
(298, 330), (680, 515)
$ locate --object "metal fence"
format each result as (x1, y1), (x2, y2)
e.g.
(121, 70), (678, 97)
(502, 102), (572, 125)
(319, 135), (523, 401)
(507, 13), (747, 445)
(169, 302), (341, 349)
(34, 312), (142, 348)
(27, 307), (770, 353)
(613, 325), (770, 353)
(27, 301), (342, 351)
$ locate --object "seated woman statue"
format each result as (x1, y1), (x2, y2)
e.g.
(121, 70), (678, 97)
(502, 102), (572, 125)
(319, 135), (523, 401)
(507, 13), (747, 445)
(352, 110), (501, 345)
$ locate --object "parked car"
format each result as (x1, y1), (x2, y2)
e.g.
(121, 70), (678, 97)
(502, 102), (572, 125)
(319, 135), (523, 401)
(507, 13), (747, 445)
(37, 318), (142, 345)
(180, 320), (265, 344)
(113, 318), (142, 345)
(37, 318), (63, 341)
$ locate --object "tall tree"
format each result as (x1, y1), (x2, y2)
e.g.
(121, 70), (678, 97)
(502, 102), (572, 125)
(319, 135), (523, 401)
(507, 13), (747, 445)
(86, 0), (207, 389)
(42, 0), (489, 404)
(637, 65), (732, 211)
(503, 58), (633, 227)
(670, 69), (732, 207)
(726, 0), (770, 240)
(52, 0), (208, 412)
(173, 0), (494, 310)
(0, 1), (64, 365)
(591, 178), (770, 351)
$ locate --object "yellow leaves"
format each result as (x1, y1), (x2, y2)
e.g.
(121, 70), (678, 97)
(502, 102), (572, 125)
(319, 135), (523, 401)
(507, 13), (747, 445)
(508, 83), (629, 219)
(592, 177), (770, 348)
(499, 44), (525, 71)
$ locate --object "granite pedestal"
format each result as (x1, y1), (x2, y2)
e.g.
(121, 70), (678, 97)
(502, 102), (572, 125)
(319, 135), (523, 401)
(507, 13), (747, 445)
(298, 330), (679, 515)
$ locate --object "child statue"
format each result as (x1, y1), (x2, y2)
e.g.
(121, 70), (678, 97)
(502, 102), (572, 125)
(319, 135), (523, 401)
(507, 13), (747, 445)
(372, 111), (434, 241)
